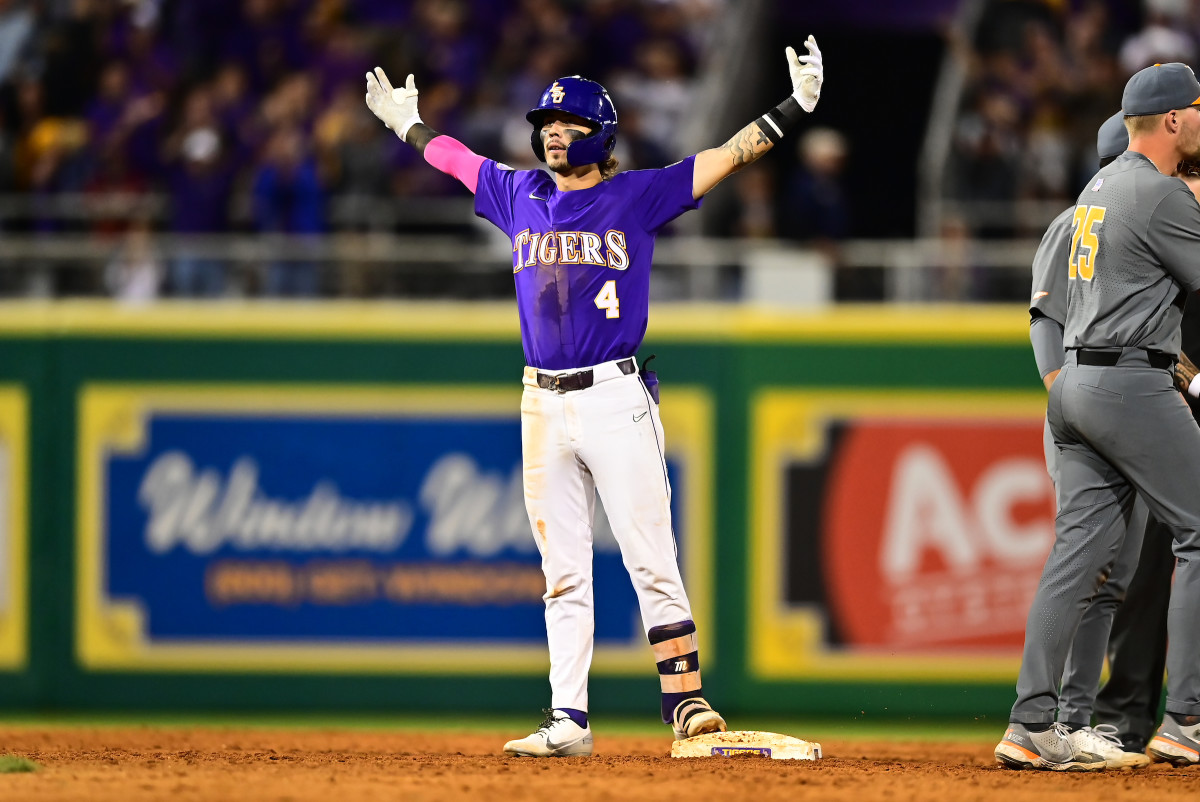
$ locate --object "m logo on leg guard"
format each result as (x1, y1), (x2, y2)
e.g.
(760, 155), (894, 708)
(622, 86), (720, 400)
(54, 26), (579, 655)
(649, 620), (709, 724)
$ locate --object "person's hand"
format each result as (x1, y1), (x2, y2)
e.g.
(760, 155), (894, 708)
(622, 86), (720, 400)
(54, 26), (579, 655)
(365, 67), (422, 138)
(1174, 351), (1200, 396)
(786, 36), (823, 113)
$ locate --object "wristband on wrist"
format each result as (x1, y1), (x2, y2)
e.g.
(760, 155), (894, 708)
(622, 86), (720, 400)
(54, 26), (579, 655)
(399, 114), (423, 141)
(755, 96), (803, 145)
(1189, 374), (1200, 399)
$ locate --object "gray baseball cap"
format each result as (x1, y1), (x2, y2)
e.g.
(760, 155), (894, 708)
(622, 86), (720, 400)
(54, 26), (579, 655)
(1097, 111), (1128, 159)
(1123, 62), (1200, 116)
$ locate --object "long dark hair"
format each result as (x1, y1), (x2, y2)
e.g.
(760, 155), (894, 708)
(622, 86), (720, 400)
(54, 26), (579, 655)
(1178, 159), (1200, 177)
(600, 155), (619, 180)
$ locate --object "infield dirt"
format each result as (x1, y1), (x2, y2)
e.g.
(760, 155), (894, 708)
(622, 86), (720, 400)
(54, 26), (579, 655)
(0, 726), (1196, 801)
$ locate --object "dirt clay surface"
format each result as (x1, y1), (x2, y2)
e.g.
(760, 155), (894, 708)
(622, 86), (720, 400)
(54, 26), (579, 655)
(1, 726), (1198, 802)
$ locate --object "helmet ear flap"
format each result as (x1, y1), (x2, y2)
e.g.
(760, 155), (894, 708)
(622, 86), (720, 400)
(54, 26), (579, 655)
(528, 110), (554, 163)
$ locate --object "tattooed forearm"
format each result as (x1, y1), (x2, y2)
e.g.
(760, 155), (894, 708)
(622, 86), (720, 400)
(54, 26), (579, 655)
(693, 120), (780, 198)
(1175, 351), (1199, 393)
(720, 122), (776, 172)
(405, 122), (440, 154)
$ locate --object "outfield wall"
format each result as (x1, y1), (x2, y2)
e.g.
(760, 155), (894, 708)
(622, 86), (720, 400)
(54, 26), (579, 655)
(0, 301), (1046, 719)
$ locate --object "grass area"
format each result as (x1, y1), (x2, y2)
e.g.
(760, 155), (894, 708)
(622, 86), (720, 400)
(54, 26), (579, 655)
(0, 754), (39, 773)
(0, 712), (1001, 742)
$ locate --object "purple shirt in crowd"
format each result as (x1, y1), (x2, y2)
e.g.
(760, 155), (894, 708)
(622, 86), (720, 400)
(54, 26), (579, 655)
(474, 156), (700, 371)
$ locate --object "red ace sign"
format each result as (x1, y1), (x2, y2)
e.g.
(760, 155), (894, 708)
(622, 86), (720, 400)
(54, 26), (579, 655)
(822, 420), (1055, 650)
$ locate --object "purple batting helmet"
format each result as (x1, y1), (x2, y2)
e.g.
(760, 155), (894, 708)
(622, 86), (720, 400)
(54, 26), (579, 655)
(526, 75), (618, 167)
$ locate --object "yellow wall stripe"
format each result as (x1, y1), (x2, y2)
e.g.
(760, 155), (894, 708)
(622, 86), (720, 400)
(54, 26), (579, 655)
(0, 301), (1029, 343)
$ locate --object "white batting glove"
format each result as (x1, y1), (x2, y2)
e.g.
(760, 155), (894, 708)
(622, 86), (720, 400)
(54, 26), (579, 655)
(786, 36), (823, 113)
(365, 67), (422, 139)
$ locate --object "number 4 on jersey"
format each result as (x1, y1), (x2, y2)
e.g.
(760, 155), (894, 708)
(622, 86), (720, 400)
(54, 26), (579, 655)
(595, 279), (620, 318)
(1069, 205), (1106, 280)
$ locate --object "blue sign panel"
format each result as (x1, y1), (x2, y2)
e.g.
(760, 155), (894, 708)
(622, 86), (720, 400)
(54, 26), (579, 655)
(103, 411), (681, 648)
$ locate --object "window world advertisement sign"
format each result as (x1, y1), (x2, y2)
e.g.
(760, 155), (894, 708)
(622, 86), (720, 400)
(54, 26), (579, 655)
(75, 385), (713, 674)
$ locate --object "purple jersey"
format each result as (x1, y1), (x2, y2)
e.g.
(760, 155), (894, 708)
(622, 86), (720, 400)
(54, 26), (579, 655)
(474, 157), (701, 370)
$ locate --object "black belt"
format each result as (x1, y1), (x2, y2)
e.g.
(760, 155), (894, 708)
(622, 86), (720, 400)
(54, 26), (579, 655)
(536, 358), (636, 393)
(1076, 348), (1174, 369)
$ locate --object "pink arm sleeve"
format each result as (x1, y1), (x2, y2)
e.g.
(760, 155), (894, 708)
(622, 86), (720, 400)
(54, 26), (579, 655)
(424, 135), (486, 194)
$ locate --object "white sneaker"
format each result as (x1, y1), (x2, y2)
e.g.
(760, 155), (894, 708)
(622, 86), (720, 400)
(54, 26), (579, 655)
(671, 697), (727, 740)
(1070, 725), (1150, 769)
(503, 709), (593, 757)
(994, 722), (1107, 771)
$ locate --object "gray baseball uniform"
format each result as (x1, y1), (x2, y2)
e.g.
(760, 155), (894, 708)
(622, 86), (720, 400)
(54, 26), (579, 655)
(1029, 207), (1072, 384)
(1095, 298), (1200, 749)
(1012, 150), (1200, 725)
(1028, 204), (1150, 728)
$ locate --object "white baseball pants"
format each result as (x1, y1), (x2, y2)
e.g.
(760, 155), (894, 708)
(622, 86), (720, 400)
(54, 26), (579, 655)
(520, 357), (693, 712)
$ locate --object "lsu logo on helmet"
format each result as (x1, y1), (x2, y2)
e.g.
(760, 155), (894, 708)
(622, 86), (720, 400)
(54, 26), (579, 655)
(550, 81), (566, 103)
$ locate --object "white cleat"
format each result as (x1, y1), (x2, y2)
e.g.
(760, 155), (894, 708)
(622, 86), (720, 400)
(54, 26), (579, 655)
(995, 722), (1107, 771)
(1070, 725), (1150, 769)
(503, 709), (593, 757)
(672, 697), (727, 740)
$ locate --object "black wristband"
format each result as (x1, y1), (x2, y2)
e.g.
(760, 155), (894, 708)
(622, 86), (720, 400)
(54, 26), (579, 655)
(405, 122), (439, 154)
(755, 96), (804, 144)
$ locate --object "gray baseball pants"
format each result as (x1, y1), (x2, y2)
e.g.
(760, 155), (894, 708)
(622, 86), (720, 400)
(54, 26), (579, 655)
(1057, 498), (1148, 725)
(1011, 351), (1200, 723)
(1042, 419), (1150, 727)
(1093, 514), (1173, 745)
(1046, 420), (1147, 725)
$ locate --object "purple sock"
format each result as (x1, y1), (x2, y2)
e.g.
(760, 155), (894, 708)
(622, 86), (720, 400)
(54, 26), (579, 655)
(558, 708), (588, 729)
(662, 691), (703, 724)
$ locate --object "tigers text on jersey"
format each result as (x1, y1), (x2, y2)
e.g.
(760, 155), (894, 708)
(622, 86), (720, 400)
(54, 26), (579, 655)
(473, 156), (701, 370)
(1063, 151), (1200, 355)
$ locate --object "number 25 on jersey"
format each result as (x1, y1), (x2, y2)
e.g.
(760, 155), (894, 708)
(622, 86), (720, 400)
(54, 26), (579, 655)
(1069, 205), (1106, 281)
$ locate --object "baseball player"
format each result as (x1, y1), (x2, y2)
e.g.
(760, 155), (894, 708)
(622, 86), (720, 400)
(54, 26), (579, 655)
(1092, 191), (1200, 755)
(1025, 111), (1152, 770)
(996, 62), (1200, 771)
(365, 39), (824, 756)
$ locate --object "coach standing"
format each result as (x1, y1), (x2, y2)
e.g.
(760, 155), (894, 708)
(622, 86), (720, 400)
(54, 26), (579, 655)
(996, 62), (1200, 771)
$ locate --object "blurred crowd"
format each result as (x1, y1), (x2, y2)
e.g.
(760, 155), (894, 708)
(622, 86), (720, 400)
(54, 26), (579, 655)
(13, 0), (1193, 304)
(946, 0), (1194, 244)
(0, 0), (725, 298)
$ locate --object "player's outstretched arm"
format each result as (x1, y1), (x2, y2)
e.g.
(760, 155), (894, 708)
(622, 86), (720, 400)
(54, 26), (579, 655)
(691, 36), (823, 199)
(365, 67), (486, 193)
